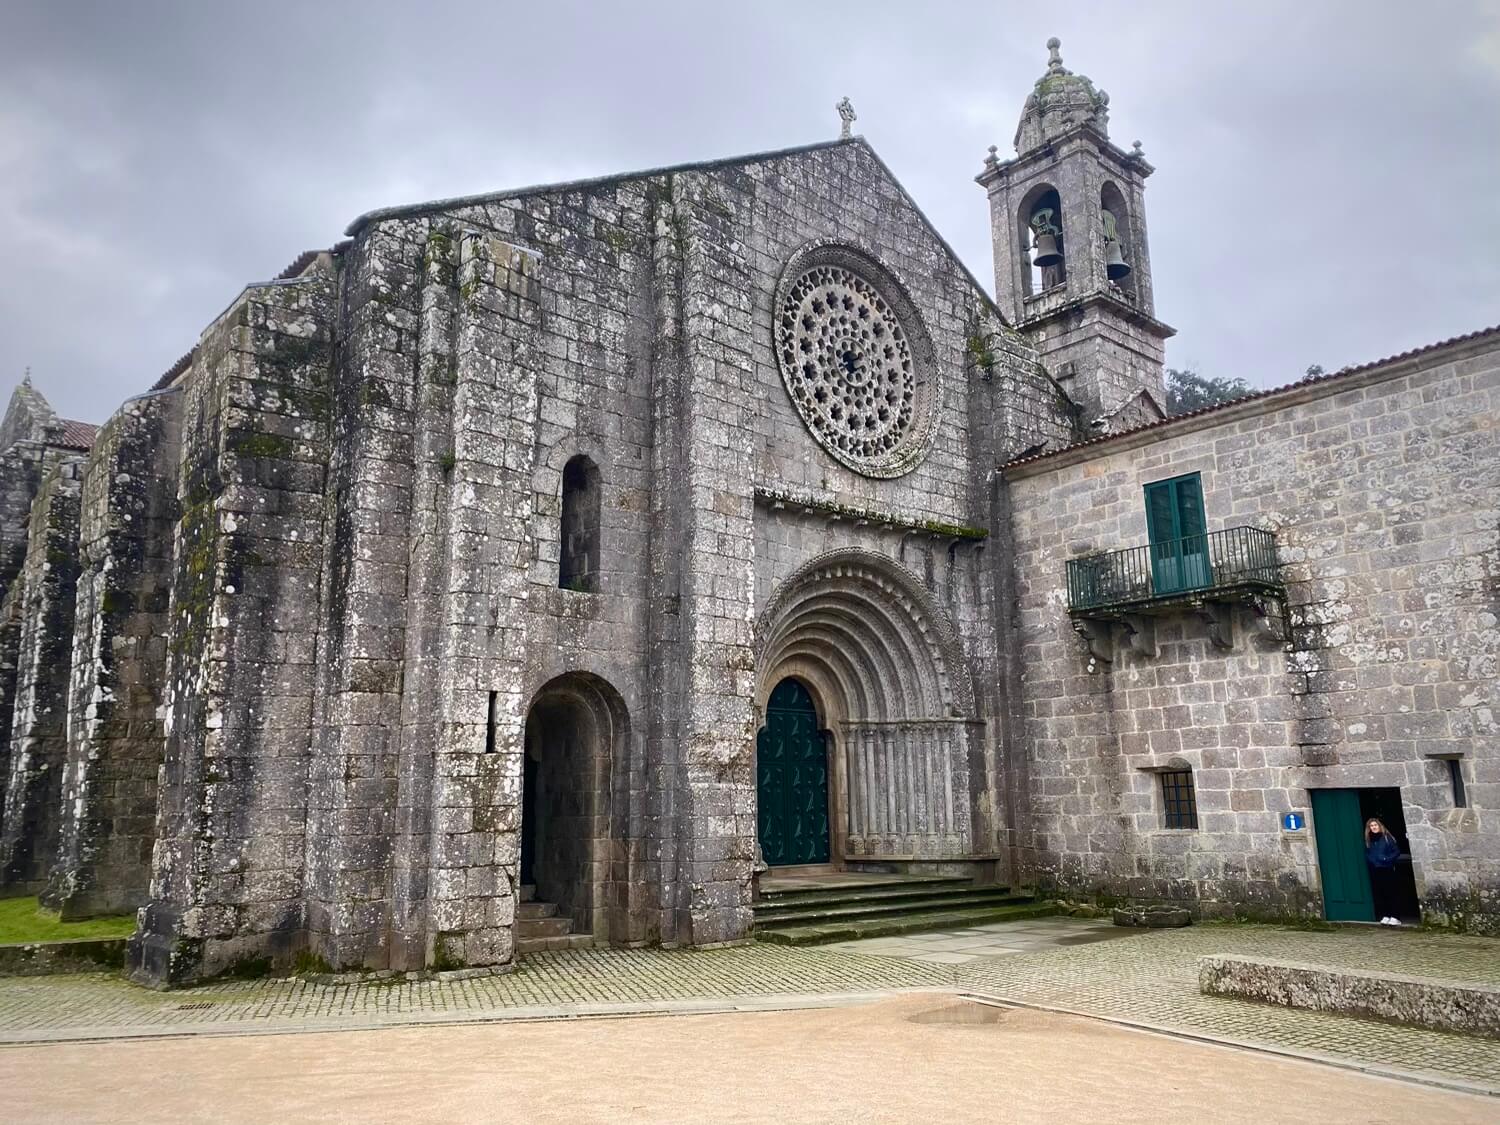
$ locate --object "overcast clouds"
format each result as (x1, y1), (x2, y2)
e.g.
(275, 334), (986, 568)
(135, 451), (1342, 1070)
(3, 1), (1498, 423)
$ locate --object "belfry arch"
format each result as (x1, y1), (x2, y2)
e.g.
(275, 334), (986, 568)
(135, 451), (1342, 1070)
(755, 549), (977, 866)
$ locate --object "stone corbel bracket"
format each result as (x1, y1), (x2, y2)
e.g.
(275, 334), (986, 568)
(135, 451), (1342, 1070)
(1119, 614), (1158, 658)
(1247, 594), (1288, 643)
(1191, 599), (1235, 649)
(1072, 618), (1113, 664)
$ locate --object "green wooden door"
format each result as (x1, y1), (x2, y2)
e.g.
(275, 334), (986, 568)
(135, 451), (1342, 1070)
(1145, 473), (1212, 595)
(1311, 789), (1374, 921)
(756, 679), (830, 867)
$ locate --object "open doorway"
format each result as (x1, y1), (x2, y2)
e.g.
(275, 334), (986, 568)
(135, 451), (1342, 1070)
(1309, 787), (1420, 924)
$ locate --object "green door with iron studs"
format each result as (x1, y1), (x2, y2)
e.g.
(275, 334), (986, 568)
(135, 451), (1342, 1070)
(1310, 788), (1374, 922)
(756, 679), (830, 867)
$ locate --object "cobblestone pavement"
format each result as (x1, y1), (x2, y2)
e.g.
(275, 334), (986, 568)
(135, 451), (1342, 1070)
(0, 944), (953, 1043)
(822, 915), (1132, 963)
(957, 924), (1500, 1094)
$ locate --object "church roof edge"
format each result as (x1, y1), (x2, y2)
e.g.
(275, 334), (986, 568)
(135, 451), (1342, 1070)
(344, 136), (861, 237)
(343, 135), (1018, 332)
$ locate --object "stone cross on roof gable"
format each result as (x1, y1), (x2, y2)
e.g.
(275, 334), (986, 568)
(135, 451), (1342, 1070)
(837, 96), (857, 140)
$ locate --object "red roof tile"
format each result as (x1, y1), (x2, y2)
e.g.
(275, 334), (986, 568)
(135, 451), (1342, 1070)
(57, 419), (99, 451)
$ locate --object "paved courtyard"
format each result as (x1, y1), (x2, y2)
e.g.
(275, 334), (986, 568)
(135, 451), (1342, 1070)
(5, 994), (1492, 1125)
(957, 923), (1500, 1094)
(821, 914), (1131, 963)
(1, 918), (1497, 1104)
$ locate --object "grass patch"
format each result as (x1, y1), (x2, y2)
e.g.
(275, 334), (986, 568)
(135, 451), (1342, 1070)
(0, 897), (136, 944)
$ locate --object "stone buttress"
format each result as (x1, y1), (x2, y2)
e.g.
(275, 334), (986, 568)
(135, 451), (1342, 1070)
(45, 389), (182, 918)
(128, 272), (335, 984)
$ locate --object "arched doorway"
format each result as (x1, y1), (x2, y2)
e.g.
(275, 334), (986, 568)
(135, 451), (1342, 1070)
(520, 672), (627, 942)
(756, 678), (831, 867)
(756, 549), (977, 867)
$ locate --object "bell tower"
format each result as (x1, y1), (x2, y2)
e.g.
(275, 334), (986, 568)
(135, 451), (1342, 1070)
(977, 37), (1173, 424)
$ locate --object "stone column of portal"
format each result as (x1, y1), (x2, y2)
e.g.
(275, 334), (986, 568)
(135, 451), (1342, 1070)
(0, 458), (83, 892)
(45, 389), (182, 918)
(419, 231), (545, 971)
(669, 170), (758, 946)
(129, 275), (334, 986)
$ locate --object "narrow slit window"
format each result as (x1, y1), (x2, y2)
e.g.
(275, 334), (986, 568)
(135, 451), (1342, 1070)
(485, 690), (498, 754)
(1447, 758), (1468, 808)
(1160, 769), (1198, 829)
(558, 455), (601, 593)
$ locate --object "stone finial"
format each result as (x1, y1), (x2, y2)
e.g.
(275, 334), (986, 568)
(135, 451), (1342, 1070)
(1046, 36), (1065, 74)
(21, 366), (31, 387)
(984, 144), (999, 168)
(1130, 139), (1145, 159)
(836, 96), (857, 140)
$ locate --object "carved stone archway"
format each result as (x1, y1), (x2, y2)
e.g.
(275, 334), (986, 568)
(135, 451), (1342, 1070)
(756, 549), (977, 862)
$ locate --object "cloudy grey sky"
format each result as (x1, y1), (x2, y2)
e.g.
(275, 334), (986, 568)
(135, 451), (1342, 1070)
(3, 1), (1498, 423)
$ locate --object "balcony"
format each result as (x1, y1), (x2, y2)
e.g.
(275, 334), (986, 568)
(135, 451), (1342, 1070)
(1064, 526), (1285, 658)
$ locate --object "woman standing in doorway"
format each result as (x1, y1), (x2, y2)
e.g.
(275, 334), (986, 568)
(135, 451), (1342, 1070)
(1365, 818), (1402, 926)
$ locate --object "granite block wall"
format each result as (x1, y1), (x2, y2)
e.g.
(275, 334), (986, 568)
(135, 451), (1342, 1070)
(130, 272), (335, 984)
(0, 457), (84, 892)
(1004, 332), (1500, 928)
(45, 389), (182, 918)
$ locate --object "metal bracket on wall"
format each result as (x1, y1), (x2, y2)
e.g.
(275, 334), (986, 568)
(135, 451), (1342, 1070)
(1071, 618), (1113, 663)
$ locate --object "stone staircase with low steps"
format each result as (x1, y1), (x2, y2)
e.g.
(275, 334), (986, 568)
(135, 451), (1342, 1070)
(516, 884), (593, 954)
(752, 872), (1055, 945)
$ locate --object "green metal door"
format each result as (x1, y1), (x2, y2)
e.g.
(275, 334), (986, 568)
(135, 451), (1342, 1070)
(1145, 473), (1212, 595)
(1311, 789), (1374, 921)
(756, 679), (830, 867)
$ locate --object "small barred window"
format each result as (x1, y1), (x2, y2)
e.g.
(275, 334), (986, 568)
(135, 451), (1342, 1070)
(1161, 769), (1198, 830)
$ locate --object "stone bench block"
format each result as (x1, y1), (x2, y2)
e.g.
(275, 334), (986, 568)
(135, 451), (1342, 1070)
(1198, 954), (1500, 1038)
(1113, 906), (1191, 928)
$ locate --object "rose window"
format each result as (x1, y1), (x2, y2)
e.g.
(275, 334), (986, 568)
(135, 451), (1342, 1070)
(774, 253), (933, 477)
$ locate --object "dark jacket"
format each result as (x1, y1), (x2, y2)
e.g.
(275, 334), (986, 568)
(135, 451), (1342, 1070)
(1366, 833), (1401, 869)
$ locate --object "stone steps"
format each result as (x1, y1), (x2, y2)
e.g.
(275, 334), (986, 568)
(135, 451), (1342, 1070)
(516, 932), (595, 955)
(754, 900), (1060, 946)
(757, 874), (971, 907)
(752, 876), (1055, 945)
(514, 886), (592, 955)
(754, 885), (1028, 925)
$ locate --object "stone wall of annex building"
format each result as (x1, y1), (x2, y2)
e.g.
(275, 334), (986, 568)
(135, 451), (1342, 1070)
(1004, 333), (1500, 928)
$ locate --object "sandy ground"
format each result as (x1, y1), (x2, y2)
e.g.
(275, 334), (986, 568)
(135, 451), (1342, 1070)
(2, 993), (1491, 1124)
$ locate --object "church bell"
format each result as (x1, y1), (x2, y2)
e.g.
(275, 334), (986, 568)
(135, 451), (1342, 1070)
(1032, 233), (1062, 268)
(1105, 239), (1131, 280)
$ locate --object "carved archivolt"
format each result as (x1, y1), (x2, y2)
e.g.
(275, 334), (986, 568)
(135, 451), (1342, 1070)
(755, 547), (974, 722)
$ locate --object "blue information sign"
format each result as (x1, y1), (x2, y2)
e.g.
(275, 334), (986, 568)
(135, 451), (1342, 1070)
(1282, 811), (1305, 831)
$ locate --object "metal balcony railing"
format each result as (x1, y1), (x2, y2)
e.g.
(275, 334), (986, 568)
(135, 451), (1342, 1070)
(1065, 526), (1281, 613)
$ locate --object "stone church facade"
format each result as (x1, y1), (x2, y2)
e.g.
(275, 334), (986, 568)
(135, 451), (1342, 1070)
(1, 42), (1495, 985)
